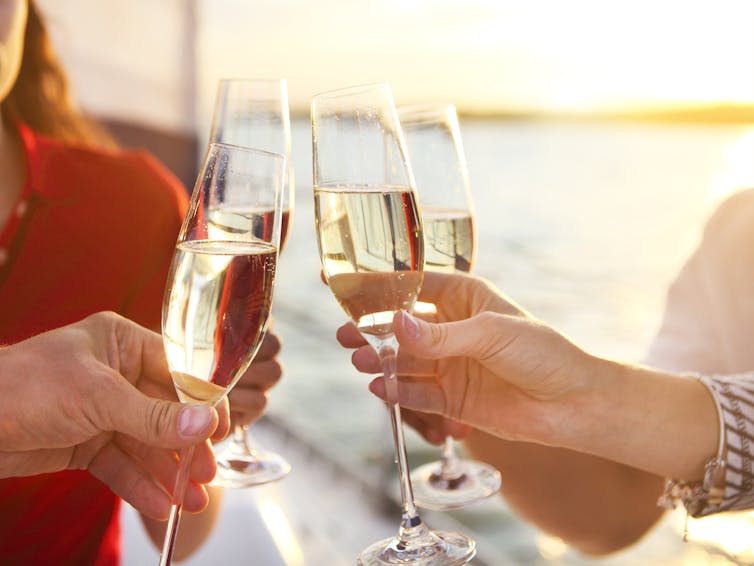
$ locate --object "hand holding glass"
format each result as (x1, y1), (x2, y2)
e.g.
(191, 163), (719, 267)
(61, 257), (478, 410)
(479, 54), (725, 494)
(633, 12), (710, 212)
(312, 83), (475, 565)
(159, 143), (285, 564)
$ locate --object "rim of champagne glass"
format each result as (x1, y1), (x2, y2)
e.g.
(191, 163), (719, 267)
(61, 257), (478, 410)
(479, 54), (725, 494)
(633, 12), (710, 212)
(207, 141), (286, 163)
(209, 79), (292, 159)
(311, 81), (392, 102)
(213, 78), (290, 113)
(398, 103), (458, 124)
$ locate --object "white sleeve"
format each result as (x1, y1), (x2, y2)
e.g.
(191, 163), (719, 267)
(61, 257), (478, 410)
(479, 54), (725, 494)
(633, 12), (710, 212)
(649, 189), (754, 516)
(644, 189), (754, 375)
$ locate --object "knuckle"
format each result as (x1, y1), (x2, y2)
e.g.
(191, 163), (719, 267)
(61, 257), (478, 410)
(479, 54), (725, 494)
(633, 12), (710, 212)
(144, 399), (173, 440)
(474, 312), (508, 355)
(429, 322), (448, 349)
(87, 376), (121, 429)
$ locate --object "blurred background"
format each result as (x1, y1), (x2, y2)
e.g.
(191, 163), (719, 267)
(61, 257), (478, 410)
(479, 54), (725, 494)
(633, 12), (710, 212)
(36, 0), (754, 564)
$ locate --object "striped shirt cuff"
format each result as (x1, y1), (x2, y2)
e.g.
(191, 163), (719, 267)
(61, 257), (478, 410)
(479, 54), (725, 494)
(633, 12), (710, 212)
(694, 374), (754, 515)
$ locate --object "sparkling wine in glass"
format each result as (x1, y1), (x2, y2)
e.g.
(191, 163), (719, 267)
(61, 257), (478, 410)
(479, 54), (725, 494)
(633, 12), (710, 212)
(208, 78), (293, 488)
(399, 103), (501, 510)
(159, 143), (285, 565)
(312, 83), (476, 566)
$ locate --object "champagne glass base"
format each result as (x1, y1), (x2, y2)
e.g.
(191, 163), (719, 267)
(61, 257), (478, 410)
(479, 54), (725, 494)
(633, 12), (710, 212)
(212, 449), (291, 488)
(358, 530), (476, 565)
(411, 460), (501, 510)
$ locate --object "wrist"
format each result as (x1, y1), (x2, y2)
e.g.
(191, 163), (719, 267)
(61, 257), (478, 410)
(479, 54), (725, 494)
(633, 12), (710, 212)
(553, 359), (719, 481)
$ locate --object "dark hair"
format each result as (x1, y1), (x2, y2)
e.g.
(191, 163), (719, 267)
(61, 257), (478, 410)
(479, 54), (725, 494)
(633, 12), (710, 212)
(1, 1), (116, 148)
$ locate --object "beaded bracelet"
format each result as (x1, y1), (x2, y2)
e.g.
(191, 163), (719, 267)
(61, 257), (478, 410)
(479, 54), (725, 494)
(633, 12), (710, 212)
(657, 373), (754, 537)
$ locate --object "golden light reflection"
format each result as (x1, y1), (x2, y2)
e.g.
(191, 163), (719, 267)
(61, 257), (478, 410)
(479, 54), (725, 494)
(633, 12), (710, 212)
(536, 533), (569, 561)
(257, 495), (305, 566)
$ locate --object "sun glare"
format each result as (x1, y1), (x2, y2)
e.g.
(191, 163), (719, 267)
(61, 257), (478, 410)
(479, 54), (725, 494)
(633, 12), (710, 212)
(198, 0), (754, 115)
(257, 495), (305, 566)
(458, 0), (754, 113)
(710, 129), (754, 200)
(686, 512), (754, 559)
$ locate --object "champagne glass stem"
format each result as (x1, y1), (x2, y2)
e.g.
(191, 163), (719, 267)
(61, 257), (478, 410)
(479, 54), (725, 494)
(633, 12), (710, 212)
(232, 422), (248, 447)
(159, 444), (195, 566)
(378, 336), (427, 539)
(439, 436), (462, 478)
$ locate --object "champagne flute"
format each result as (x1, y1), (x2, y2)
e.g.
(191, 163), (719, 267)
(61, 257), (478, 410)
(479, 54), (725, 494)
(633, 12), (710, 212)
(159, 142), (285, 565)
(208, 78), (293, 488)
(312, 83), (476, 565)
(399, 104), (502, 510)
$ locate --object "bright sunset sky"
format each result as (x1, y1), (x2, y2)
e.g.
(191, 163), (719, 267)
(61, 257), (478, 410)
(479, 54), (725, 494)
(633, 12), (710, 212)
(39, 0), (754, 131)
(199, 0), (754, 115)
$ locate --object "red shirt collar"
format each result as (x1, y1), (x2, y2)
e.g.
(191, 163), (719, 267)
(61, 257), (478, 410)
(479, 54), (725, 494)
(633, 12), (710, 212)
(16, 121), (56, 200)
(0, 122), (62, 247)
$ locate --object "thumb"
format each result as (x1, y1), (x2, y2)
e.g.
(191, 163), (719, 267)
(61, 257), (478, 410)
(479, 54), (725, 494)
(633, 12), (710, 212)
(103, 384), (218, 448)
(394, 310), (500, 361)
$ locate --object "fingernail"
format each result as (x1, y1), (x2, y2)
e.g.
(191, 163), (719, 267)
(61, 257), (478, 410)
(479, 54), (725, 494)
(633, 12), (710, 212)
(402, 311), (420, 339)
(179, 405), (212, 437)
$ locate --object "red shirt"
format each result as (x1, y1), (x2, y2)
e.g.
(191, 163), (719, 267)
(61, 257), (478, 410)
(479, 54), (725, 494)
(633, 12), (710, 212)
(0, 122), (188, 565)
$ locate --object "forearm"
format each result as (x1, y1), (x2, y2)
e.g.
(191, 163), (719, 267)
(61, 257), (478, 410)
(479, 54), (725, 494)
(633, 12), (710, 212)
(558, 358), (718, 482)
(460, 359), (718, 555)
(465, 431), (665, 554)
